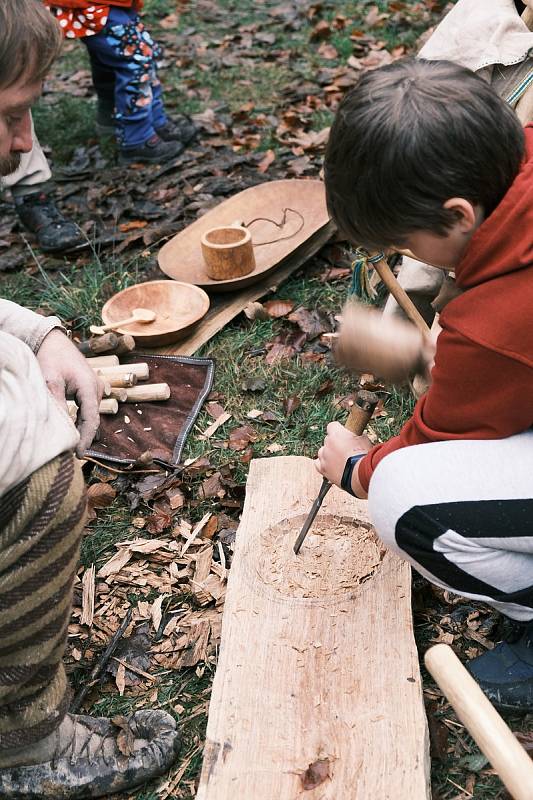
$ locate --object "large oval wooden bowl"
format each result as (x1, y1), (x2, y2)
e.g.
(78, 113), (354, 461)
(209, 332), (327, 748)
(158, 179), (330, 292)
(101, 280), (210, 346)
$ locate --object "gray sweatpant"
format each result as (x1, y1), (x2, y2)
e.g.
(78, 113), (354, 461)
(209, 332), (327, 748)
(368, 433), (533, 622)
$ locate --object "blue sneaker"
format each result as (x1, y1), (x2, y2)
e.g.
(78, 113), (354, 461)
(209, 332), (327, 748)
(467, 620), (533, 712)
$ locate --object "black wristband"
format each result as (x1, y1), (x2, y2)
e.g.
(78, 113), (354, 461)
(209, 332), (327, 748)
(340, 453), (366, 497)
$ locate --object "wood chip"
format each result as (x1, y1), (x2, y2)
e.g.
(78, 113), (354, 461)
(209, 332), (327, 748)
(199, 411), (232, 439)
(80, 565), (95, 627)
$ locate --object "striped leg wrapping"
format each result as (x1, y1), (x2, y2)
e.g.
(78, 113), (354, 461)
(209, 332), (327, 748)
(0, 453), (86, 750)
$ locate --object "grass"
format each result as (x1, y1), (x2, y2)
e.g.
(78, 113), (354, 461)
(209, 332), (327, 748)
(0, 254), (141, 329)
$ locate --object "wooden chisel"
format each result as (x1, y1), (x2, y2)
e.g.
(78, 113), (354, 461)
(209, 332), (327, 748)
(293, 389), (378, 554)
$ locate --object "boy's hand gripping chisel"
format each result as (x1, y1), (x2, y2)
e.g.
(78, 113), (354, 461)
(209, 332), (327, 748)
(293, 390), (378, 555)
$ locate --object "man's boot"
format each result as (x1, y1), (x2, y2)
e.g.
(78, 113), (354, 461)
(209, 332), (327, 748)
(0, 710), (180, 798)
(15, 192), (86, 252)
(467, 619), (533, 711)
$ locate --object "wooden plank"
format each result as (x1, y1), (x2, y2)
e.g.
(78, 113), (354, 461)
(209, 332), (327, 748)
(197, 456), (430, 800)
(153, 222), (335, 357)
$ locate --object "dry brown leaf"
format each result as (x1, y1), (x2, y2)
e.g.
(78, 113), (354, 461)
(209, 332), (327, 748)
(263, 299), (294, 318)
(87, 483), (116, 509)
(228, 425), (258, 451)
(118, 220), (148, 233)
(205, 401), (226, 419)
(146, 509), (172, 535)
(200, 472), (226, 500)
(310, 19), (331, 40)
(257, 149), (276, 173)
(287, 307), (332, 339)
(243, 301), (269, 321)
(283, 395), (301, 417)
(264, 343), (296, 365)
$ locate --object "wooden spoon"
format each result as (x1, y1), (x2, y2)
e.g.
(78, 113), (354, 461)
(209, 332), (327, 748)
(90, 307), (156, 336)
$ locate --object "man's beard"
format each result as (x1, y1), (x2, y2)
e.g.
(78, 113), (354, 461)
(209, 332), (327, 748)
(0, 153), (22, 178)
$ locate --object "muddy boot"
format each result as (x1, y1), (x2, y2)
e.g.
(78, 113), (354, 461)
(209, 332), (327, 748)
(0, 710), (180, 798)
(467, 619), (533, 712)
(15, 192), (86, 253)
(156, 115), (198, 146)
(119, 134), (184, 166)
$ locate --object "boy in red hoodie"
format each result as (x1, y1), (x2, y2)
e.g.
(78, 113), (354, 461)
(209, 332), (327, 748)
(45, 0), (196, 163)
(317, 57), (533, 711)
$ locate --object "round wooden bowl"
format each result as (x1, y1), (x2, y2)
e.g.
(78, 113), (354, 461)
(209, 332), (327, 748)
(101, 280), (210, 346)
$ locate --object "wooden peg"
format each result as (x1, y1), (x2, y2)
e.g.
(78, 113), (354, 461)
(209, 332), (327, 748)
(92, 362), (150, 381)
(124, 383), (170, 403)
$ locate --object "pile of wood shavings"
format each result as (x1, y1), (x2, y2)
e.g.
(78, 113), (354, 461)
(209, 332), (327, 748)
(256, 514), (383, 599)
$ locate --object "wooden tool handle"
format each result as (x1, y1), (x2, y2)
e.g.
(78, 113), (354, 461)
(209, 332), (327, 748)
(373, 257), (430, 337)
(425, 644), (533, 800)
(345, 390), (379, 434)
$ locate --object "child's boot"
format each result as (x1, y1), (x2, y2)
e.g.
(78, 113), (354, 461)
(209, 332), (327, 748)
(467, 619), (533, 712)
(119, 135), (184, 166)
(156, 115), (198, 146)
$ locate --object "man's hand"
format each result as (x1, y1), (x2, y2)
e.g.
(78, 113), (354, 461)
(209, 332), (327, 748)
(36, 329), (104, 457)
(316, 422), (372, 498)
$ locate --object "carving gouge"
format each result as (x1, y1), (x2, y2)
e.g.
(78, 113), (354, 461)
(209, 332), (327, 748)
(293, 390), (378, 555)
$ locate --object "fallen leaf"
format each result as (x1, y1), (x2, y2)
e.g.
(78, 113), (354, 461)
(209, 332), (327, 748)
(87, 483), (116, 509)
(118, 220), (148, 233)
(300, 759), (330, 790)
(205, 401), (226, 419)
(146, 509), (172, 535)
(200, 472), (226, 500)
(257, 149), (276, 173)
(263, 299), (295, 318)
(266, 443), (284, 453)
(288, 307), (332, 339)
(243, 301), (269, 320)
(315, 379), (334, 397)
(264, 343), (296, 365)
(242, 377), (266, 392)
(283, 395), (301, 417)
(310, 20), (331, 40)
(228, 425), (258, 451)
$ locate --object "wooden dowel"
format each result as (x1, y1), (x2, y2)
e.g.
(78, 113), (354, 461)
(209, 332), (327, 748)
(77, 333), (119, 356)
(124, 383), (170, 403)
(67, 398), (118, 417)
(93, 363), (150, 381)
(86, 355), (120, 368)
(373, 257), (430, 336)
(113, 334), (136, 356)
(108, 373), (138, 388)
(425, 645), (533, 800)
(108, 388), (128, 402)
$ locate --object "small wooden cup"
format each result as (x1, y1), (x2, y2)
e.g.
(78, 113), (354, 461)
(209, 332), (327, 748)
(201, 225), (255, 281)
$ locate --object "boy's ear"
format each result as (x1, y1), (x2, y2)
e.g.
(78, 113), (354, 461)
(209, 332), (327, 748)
(443, 197), (477, 232)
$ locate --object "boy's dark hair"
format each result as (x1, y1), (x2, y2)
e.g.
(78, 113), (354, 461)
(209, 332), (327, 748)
(0, 0), (62, 90)
(324, 58), (525, 250)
